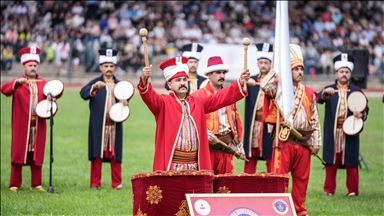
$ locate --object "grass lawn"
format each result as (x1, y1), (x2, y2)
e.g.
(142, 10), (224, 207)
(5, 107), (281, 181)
(1, 88), (383, 215)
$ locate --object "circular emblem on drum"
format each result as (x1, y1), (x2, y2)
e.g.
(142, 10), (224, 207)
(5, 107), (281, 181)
(194, 199), (211, 216)
(228, 207), (259, 216)
(272, 199), (289, 215)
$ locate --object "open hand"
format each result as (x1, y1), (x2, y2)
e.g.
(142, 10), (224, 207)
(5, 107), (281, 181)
(353, 111), (363, 118)
(120, 100), (128, 106)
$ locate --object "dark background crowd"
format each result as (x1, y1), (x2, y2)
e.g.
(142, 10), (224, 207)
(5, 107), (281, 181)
(1, 0), (383, 78)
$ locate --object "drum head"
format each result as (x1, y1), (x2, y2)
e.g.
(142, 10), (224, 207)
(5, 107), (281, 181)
(43, 80), (64, 97)
(109, 103), (130, 122)
(114, 81), (135, 101)
(36, 100), (58, 118)
(347, 91), (367, 113)
(343, 116), (363, 136)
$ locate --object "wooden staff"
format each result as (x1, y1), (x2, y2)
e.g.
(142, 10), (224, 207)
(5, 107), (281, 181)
(242, 37), (250, 92)
(139, 28), (151, 84)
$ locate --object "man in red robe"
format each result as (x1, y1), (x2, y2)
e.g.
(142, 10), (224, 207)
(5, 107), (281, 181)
(138, 56), (249, 171)
(193, 56), (246, 174)
(261, 44), (322, 216)
(1, 47), (55, 192)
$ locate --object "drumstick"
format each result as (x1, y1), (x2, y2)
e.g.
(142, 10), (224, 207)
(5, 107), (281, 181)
(27, 80), (43, 83)
(242, 38), (250, 92)
(121, 93), (125, 114)
(139, 28), (151, 84)
(353, 107), (356, 130)
(334, 89), (350, 92)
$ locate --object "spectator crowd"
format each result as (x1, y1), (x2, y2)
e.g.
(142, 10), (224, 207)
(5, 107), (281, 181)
(1, 0), (383, 78)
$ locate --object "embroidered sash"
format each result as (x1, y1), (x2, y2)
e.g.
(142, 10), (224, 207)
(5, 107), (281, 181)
(266, 84), (313, 123)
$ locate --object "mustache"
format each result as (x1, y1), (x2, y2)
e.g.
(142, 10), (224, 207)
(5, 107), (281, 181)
(106, 70), (113, 73)
(218, 78), (225, 82)
(342, 76), (347, 79)
(179, 85), (187, 90)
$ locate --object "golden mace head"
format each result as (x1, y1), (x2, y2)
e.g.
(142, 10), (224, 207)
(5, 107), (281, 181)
(242, 37), (251, 46)
(139, 28), (148, 37)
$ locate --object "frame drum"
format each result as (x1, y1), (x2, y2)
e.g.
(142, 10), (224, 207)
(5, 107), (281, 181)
(36, 100), (58, 118)
(114, 81), (135, 101)
(343, 116), (364, 136)
(347, 91), (367, 112)
(109, 103), (130, 122)
(43, 79), (64, 97)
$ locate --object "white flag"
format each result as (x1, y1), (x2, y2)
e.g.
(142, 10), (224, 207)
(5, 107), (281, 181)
(274, 1), (295, 127)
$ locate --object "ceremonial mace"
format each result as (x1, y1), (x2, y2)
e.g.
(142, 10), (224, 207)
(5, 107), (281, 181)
(242, 37), (251, 92)
(139, 28), (151, 84)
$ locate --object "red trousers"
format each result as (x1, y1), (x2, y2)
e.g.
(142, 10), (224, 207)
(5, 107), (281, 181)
(243, 147), (272, 174)
(324, 152), (359, 195)
(9, 152), (42, 188)
(90, 149), (122, 188)
(272, 141), (311, 216)
(210, 150), (234, 175)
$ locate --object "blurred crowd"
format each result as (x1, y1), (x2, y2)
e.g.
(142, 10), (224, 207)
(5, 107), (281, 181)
(1, 0), (383, 77)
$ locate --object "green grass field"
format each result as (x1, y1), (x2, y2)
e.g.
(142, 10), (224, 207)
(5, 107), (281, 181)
(1, 89), (383, 215)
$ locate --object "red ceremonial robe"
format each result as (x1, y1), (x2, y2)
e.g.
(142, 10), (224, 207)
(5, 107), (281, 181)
(1, 75), (47, 166)
(138, 79), (247, 171)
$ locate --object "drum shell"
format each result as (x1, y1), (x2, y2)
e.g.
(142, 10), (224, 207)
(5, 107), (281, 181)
(213, 172), (289, 193)
(131, 170), (214, 216)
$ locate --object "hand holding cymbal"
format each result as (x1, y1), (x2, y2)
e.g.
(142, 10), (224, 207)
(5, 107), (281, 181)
(139, 28), (151, 84)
